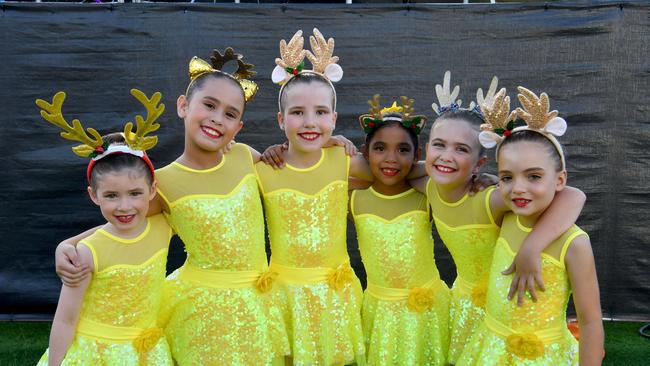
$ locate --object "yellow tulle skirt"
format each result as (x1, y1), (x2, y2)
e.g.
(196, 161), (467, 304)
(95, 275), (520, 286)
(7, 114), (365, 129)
(158, 267), (290, 366)
(37, 334), (172, 366)
(362, 280), (450, 366)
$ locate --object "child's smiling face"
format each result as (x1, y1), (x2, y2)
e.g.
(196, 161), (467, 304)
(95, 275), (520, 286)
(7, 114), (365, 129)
(498, 140), (566, 223)
(278, 82), (337, 156)
(365, 123), (418, 194)
(178, 76), (245, 155)
(88, 169), (156, 238)
(426, 118), (485, 188)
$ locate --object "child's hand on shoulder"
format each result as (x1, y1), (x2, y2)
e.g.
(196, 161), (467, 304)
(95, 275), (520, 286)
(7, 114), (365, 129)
(324, 135), (358, 156)
(261, 142), (288, 169)
(502, 246), (545, 307)
(56, 243), (90, 287)
(469, 173), (497, 196)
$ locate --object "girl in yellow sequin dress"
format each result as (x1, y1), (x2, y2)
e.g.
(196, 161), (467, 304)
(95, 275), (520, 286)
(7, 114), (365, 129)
(352, 96), (450, 365)
(35, 90), (173, 365)
(54, 50), (291, 365)
(255, 29), (376, 366)
(457, 87), (603, 365)
(411, 73), (586, 364)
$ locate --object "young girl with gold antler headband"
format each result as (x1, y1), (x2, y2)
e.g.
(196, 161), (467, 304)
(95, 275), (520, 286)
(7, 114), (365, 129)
(54, 49), (291, 365)
(35, 90), (174, 365)
(255, 29), (378, 365)
(352, 95), (451, 365)
(410, 72), (587, 364)
(457, 87), (603, 365)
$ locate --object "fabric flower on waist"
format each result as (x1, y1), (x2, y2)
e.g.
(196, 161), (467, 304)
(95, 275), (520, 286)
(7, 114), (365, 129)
(327, 263), (354, 291)
(506, 332), (545, 360)
(471, 280), (488, 308)
(256, 270), (278, 293)
(407, 287), (435, 313)
(133, 327), (164, 365)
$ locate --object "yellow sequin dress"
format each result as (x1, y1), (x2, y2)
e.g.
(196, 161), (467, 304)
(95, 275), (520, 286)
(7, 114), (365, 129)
(38, 214), (173, 366)
(351, 187), (450, 366)
(256, 146), (365, 366)
(426, 180), (501, 364)
(156, 143), (289, 366)
(457, 213), (583, 365)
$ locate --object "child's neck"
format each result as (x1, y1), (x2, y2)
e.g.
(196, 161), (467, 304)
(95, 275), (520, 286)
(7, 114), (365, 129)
(102, 220), (147, 240)
(372, 180), (411, 196)
(517, 212), (542, 229)
(177, 149), (224, 170)
(434, 178), (472, 203)
(285, 145), (323, 169)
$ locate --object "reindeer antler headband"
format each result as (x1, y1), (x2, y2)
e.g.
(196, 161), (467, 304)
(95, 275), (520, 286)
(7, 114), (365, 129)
(35, 89), (165, 181)
(272, 28), (343, 110)
(359, 95), (427, 136)
(431, 71), (492, 118)
(187, 47), (258, 103)
(478, 86), (567, 170)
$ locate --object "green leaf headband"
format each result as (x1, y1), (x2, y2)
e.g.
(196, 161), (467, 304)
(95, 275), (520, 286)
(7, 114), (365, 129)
(358, 95), (428, 136)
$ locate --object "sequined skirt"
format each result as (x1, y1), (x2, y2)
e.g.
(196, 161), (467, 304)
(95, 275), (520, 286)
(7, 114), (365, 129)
(270, 261), (366, 366)
(158, 265), (290, 366)
(448, 277), (488, 364)
(37, 332), (172, 366)
(456, 317), (579, 366)
(362, 279), (450, 366)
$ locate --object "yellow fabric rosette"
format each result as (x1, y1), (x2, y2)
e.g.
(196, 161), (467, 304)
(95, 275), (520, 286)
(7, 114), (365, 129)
(133, 327), (164, 365)
(471, 280), (488, 308)
(506, 332), (545, 360)
(256, 270), (278, 293)
(407, 287), (435, 313)
(327, 264), (354, 291)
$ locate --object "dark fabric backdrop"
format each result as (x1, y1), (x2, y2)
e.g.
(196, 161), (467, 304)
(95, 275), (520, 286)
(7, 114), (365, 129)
(1, 1), (648, 320)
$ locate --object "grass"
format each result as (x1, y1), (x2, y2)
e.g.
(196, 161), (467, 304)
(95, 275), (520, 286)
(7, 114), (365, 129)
(0, 321), (647, 365)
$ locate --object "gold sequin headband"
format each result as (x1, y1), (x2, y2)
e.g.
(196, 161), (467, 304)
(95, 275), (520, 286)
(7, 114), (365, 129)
(187, 47), (258, 103)
(272, 28), (343, 110)
(478, 86), (567, 170)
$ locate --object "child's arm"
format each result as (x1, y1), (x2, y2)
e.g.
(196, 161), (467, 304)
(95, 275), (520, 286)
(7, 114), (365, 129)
(55, 227), (100, 287)
(48, 244), (93, 366)
(565, 235), (604, 366)
(410, 176), (429, 194)
(258, 135), (357, 170)
(501, 186), (586, 305)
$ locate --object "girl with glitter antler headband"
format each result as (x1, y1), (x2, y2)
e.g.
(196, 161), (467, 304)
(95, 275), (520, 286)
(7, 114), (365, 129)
(35, 90), (174, 366)
(255, 28), (382, 365)
(352, 95), (452, 365)
(457, 87), (603, 365)
(410, 72), (587, 364)
(53, 49), (291, 365)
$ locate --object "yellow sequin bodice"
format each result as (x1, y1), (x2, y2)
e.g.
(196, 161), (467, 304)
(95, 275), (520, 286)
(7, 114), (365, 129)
(486, 214), (585, 332)
(427, 179), (500, 284)
(79, 214), (171, 328)
(156, 143), (266, 271)
(256, 147), (350, 268)
(352, 187), (438, 288)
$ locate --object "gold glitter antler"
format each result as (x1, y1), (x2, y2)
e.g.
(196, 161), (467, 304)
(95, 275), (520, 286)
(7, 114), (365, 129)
(123, 89), (164, 152)
(275, 30), (305, 69)
(211, 48), (256, 80)
(35, 92), (104, 157)
(368, 94), (383, 119)
(400, 96), (415, 119)
(480, 88), (516, 132)
(515, 86), (558, 130)
(305, 28), (339, 74)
